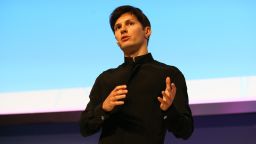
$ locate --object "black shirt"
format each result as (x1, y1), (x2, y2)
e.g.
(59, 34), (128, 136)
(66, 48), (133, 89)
(80, 53), (193, 144)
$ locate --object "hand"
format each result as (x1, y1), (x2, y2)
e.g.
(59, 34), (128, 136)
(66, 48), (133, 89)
(102, 85), (128, 112)
(157, 77), (176, 111)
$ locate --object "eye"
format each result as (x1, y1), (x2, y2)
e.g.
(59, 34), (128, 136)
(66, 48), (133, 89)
(114, 25), (121, 31)
(128, 21), (134, 26)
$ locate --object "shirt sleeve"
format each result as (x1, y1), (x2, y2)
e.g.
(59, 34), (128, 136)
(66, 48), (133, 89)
(80, 74), (110, 137)
(162, 66), (194, 139)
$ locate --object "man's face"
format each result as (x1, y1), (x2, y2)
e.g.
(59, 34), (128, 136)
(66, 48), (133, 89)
(114, 13), (151, 54)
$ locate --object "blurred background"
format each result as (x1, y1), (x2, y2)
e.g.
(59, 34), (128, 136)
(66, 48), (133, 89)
(0, 0), (255, 144)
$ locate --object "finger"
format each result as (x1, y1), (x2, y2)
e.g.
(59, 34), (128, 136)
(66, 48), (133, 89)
(162, 90), (171, 100)
(111, 101), (124, 106)
(162, 91), (172, 104)
(157, 97), (164, 103)
(166, 77), (171, 91)
(115, 89), (128, 95)
(114, 94), (126, 100)
(170, 83), (176, 98)
(114, 85), (127, 91)
(157, 96), (168, 105)
(158, 97), (169, 111)
(171, 83), (176, 90)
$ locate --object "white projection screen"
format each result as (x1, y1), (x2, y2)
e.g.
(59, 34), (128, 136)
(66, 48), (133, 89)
(0, 0), (255, 116)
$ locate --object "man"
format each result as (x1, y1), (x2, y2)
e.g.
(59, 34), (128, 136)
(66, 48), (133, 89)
(80, 5), (194, 144)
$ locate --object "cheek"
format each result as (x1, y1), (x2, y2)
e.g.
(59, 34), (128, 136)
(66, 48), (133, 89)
(134, 30), (145, 41)
(114, 33), (120, 40)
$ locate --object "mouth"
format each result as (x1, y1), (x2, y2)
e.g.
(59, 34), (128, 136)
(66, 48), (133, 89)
(121, 36), (130, 42)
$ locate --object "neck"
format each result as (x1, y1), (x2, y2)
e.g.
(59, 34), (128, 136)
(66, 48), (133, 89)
(125, 49), (148, 58)
(124, 42), (148, 58)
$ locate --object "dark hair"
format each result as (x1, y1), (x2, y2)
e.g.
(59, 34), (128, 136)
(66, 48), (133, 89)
(109, 5), (151, 32)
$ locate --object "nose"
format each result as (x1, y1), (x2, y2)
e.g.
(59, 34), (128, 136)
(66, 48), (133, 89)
(120, 25), (127, 34)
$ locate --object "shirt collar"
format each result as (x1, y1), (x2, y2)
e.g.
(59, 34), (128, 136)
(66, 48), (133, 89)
(124, 53), (154, 64)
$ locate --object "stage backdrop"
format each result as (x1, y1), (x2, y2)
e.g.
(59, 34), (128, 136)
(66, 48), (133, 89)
(0, 0), (255, 115)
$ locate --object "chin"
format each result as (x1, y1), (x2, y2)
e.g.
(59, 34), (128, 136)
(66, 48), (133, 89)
(120, 44), (132, 50)
(121, 47), (137, 56)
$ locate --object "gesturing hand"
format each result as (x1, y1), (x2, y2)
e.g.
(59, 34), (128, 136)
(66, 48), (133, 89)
(157, 77), (176, 111)
(102, 85), (128, 112)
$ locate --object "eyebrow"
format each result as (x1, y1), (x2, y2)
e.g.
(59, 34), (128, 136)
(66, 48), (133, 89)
(114, 19), (135, 28)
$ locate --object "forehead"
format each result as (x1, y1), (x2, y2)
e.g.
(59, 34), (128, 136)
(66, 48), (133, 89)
(115, 12), (139, 25)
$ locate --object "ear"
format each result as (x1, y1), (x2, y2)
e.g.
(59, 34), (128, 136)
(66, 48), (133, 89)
(144, 26), (152, 39)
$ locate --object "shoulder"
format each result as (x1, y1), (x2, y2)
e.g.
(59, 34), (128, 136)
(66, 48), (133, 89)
(152, 60), (188, 88)
(102, 63), (125, 74)
(96, 63), (125, 80)
(152, 60), (184, 76)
